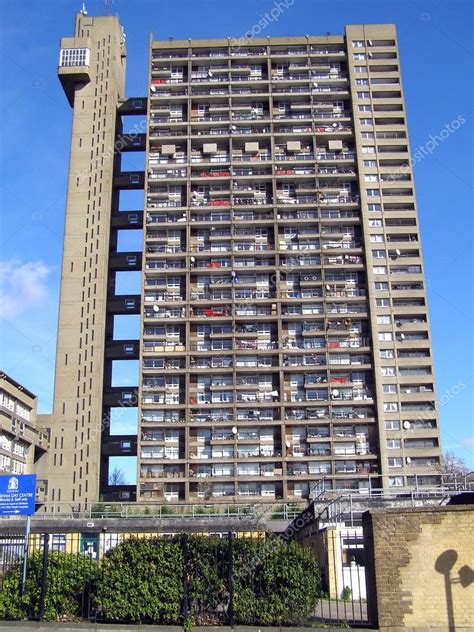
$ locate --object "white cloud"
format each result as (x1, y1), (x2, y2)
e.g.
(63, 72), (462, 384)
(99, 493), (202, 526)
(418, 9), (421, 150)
(463, 437), (474, 447)
(0, 259), (51, 319)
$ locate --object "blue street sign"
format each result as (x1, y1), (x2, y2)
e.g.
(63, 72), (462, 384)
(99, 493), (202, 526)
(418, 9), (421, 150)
(0, 474), (37, 516)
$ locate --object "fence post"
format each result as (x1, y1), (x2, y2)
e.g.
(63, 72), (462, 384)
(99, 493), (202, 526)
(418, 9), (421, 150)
(181, 534), (190, 625)
(227, 531), (234, 628)
(38, 534), (49, 621)
(20, 515), (31, 597)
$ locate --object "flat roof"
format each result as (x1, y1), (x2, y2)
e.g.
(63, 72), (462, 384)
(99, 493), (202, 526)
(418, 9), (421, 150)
(0, 371), (36, 400)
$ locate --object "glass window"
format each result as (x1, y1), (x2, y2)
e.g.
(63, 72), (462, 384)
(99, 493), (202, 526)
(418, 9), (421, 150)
(59, 48), (90, 67)
(388, 457), (403, 467)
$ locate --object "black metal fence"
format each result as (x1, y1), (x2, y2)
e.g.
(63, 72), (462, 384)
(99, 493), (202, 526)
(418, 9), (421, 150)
(0, 529), (369, 626)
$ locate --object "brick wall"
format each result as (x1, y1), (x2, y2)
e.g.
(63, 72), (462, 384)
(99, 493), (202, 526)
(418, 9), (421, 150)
(363, 505), (474, 631)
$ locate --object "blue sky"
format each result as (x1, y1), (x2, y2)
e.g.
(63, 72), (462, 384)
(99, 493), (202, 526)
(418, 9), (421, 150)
(0, 0), (473, 479)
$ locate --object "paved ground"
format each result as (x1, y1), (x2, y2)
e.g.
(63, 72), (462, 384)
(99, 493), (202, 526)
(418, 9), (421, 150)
(314, 597), (368, 623)
(0, 623), (374, 631)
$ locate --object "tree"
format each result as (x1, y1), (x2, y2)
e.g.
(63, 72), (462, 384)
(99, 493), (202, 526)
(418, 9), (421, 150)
(109, 466), (126, 486)
(439, 450), (469, 485)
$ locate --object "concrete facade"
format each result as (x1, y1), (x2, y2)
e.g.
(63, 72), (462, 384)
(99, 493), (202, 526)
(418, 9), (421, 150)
(0, 372), (49, 502)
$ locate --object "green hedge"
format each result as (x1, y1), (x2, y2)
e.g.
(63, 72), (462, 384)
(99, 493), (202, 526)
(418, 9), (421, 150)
(0, 551), (98, 621)
(97, 537), (183, 623)
(0, 536), (321, 625)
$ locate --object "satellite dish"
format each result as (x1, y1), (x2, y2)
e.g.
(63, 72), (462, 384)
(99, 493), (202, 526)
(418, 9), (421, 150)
(325, 284), (331, 291)
(406, 457), (412, 464)
(231, 426), (237, 434)
(190, 256), (196, 262)
(403, 420), (411, 429)
(332, 389), (340, 397)
(400, 333), (405, 340)
(153, 305), (159, 312)
(285, 440), (291, 448)
(231, 271), (236, 277)
(395, 248), (401, 256)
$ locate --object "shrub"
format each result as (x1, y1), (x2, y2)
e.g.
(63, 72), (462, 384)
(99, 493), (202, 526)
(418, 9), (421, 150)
(96, 536), (183, 623)
(0, 551), (98, 621)
(0, 535), (321, 626)
(187, 537), (229, 624)
(233, 538), (321, 625)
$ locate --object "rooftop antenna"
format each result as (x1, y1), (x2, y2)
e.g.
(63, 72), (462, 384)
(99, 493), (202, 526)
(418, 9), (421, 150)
(104, 0), (113, 15)
(80, 3), (88, 15)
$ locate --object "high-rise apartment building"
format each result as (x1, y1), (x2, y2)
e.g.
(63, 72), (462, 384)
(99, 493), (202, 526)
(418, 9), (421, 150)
(41, 13), (442, 508)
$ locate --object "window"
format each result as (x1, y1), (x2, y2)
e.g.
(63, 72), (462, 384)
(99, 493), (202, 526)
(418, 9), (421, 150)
(379, 332), (393, 341)
(355, 66), (368, 74)
(381, 366), (396, 377)
(367, 189), (380, 197)
(385, 419), (400, 430)
(373, 266), (387, 275)
(364, 160), (377, 167)
(370, 234), (384, 243)
(362, 146), (375, 154)
(376, 298), (390, 307)
(353, 53), (367, 60)
(374, 281), (389, 290)
(387, 438), (401, 448)
(388, 457), (403, 467)
(389, 476), (404, 486)
(358, 92), (370, 99)
(384, 402), (399, 412)
(365, 175), (379, 183)
(383, 384), (397, 393)
(359, 104), (372, 112)
(372, 249), (386, 258)
(59, 48), (90, 67)
(369, 218), (383, 226)
(368, 203), (381, 211)
(352, 40), (364, 48)
(377, 315), (391, 324)
(356, 78), (369, 85)
(380, 348), (395, 358)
